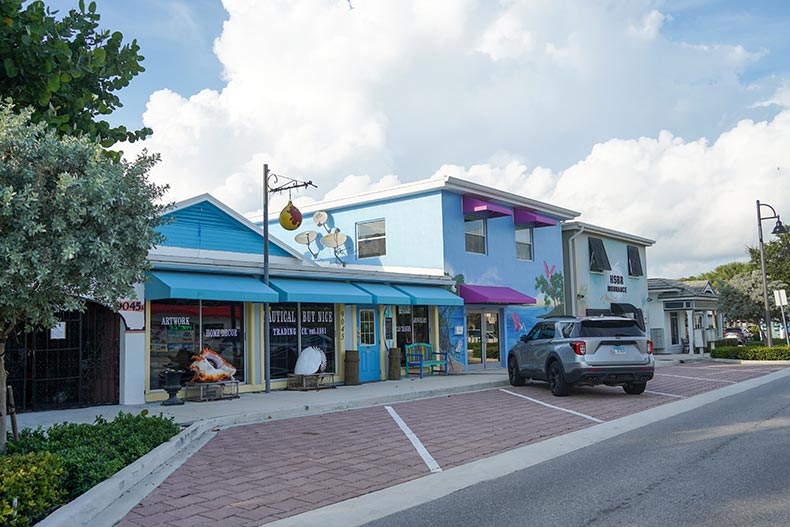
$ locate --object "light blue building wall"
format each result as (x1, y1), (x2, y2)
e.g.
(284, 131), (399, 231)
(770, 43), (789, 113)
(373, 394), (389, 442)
(268, 192), (445, 270)
(439, 192), (564, 301)
(267, 179), (576, 372)
(438, 192), (566, 368)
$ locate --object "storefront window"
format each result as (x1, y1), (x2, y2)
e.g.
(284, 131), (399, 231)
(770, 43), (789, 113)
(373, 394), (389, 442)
(201, 301), (245, 383)
(149, 300), (245, 390)
(269, 303), (336, 379)
(150, 300), (200, 389)
(300, 304), (336, 374)
(413, 306), (430, 343)
(270, 303), (298, 379)
(397, 305), (431, 366)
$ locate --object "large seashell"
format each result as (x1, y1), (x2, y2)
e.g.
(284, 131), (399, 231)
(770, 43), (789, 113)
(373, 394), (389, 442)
(189, 348), (237, 382)
(294, 346), (327, 375)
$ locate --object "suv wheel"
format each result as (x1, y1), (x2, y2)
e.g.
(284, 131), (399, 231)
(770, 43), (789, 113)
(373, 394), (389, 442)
(623, 382), (647, 395)
(548, 361), (570, 396)
(508, 356), (526, 386)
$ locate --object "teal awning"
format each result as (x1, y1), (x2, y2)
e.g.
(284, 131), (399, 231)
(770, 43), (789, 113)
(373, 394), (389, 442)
(352, 283), (411, 305)
(392, 285), (463, 306)
(147, 271), (278, 302)
(269, 278), (373, 304)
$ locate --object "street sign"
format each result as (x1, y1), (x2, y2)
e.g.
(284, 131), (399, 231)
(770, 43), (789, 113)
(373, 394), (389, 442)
(774, 289), (788, 307)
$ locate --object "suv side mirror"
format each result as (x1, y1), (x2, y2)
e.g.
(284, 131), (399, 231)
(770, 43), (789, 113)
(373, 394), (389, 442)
(520, 334), (528, 343)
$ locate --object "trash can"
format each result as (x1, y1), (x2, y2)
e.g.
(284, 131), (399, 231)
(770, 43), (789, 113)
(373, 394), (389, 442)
(388, 347), (401, 380)
(344, 349), (360, 386)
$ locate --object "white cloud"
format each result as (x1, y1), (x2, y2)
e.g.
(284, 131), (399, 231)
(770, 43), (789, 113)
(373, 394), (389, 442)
(123, 0), (790, 277)
(628, 9), (670, 40)
(756, 81), (790, 109)
(438, 109), (790, 277)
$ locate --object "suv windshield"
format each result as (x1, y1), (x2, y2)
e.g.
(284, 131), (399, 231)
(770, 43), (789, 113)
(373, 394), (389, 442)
(579, 319), (643, 337)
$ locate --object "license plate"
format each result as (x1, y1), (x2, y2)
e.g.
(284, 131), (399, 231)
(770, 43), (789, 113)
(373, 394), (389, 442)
(610, 346), (626, 355)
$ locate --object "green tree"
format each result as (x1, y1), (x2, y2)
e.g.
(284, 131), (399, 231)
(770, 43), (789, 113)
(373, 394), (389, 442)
(0, 0), (151, 148)
(682, 261), (755, 290)
(0, 103), (167, 451)
(717, 270), (788, 325)
(748, 232), (790, 287)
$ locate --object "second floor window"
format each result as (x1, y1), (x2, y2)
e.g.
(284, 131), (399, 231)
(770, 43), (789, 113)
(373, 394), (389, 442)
(465, 216), (486, 254)
(627, 245), (644, 276)
(357, 219), (386, 258)
(515, 226), (533, 260)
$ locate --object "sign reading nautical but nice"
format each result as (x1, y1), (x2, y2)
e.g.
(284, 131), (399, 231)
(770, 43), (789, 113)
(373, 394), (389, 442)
(269, 309), (333, 323)
(607, 274), (627, 294)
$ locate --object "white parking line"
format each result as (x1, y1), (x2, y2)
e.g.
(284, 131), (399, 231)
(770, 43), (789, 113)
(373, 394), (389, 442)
(500, 389), (605, 423)
(645, 390), (686, 399)
(384, 406), (442, 473)
(655, 373), (737, 384)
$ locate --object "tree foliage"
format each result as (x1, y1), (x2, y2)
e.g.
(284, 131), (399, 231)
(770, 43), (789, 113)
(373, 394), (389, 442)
(0, 103), (167, 451)
(0, 0), (151, 148)
(717, 270), (788, 325)
(682, 261), (754, 290)
(748, 232), (790, 288)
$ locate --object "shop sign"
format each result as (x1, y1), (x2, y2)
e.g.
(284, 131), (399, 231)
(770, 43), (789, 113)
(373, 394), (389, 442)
(205, 328), (239, 338)
(160, 316), (192, 331)
(118, 283), (146, 330)
(607, 273), (627, 294)
(50, 321), (66, 340)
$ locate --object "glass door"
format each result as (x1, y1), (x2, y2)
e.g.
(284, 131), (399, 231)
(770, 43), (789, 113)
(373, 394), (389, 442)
(466, 312), (482, 366)
(484, 311), (500, 366)
(466, 310), (501, 369)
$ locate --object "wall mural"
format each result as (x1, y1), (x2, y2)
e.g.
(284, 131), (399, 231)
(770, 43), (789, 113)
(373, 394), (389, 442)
(437, 270), (558, 369)
(535, 261), (564, 315)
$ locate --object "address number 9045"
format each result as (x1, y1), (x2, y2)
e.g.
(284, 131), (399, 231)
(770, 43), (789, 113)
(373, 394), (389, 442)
(119, 300), (144, 312)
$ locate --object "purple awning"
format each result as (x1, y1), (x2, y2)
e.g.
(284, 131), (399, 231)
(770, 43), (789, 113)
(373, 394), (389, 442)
(462, 196), (512, 218)
(513, 209), (556, 227)
(458, 284), (537, 305)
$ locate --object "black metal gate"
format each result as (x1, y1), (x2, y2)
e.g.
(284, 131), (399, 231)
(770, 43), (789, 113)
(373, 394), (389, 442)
(4, 302), (120, 412)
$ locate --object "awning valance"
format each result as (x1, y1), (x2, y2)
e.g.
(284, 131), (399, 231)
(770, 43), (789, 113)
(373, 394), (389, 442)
(146, 271), (279, 302)
(458, 284), (537, 305)
(392, 285), (463, 306)
(513, 209), (556, 227)
(352, 283), (411, 305)
(462, 196), (512, 218)
(269, 278), (373, 304)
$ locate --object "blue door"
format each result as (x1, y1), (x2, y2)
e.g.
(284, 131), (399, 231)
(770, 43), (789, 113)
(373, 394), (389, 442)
(357, 307), (380, 383)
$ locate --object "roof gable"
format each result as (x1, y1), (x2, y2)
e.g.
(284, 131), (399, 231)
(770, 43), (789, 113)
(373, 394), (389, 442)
(159, 195), (292, 257)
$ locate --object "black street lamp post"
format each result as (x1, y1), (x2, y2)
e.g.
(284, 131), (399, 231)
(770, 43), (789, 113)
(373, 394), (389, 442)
(263, 164), (315, 392)
(756, 200), (788, 348)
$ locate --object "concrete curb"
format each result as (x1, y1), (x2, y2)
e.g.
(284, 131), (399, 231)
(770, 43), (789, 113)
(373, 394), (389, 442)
(37, 419), (213, 527)
(710, 358), (790, 365)
(37, 377), (510, 526)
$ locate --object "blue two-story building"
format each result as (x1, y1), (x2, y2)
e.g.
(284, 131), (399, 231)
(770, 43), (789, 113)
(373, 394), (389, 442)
(267, 175), (579, 372)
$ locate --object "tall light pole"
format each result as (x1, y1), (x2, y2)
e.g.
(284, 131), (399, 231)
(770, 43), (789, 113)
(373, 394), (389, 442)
(262, 164), (315, 391)
(756, 200), (788, 348)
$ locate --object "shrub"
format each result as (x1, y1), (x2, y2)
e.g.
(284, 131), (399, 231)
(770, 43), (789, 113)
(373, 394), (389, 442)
(0, 452), (65, 527)
(7, 412), (180, 499)
(710, 345), (790, 360)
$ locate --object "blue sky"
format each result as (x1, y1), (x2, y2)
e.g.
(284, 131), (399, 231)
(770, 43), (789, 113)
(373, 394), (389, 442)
(45, 1), (790, 277)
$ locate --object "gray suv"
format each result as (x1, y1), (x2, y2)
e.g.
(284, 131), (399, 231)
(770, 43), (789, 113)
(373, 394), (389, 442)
(507, 316), (654, 396)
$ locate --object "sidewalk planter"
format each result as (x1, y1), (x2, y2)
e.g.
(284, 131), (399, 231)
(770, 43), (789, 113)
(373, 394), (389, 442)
(345, 350), (360, 385)
(388, 347), (402, 380)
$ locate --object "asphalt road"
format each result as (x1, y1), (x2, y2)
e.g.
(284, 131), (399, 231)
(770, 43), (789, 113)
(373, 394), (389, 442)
(364, 375), (790, 527)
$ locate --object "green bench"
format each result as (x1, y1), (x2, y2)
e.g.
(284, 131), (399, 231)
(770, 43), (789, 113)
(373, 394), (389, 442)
(405, 343), (448, 378)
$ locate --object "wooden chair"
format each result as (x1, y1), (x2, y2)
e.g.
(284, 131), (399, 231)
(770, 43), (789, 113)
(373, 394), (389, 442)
(405, 343), (448, 378)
